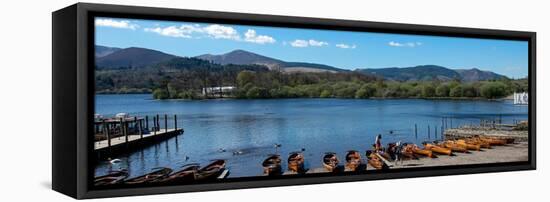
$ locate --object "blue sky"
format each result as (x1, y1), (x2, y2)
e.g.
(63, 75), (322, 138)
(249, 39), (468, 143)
(95, 17), (528, 78)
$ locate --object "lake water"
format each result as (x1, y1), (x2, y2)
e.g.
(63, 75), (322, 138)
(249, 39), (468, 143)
(94, 94), (528, 178)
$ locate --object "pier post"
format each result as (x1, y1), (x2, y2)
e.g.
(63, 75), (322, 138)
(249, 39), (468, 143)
(164, 114), (168, 133)
(450, 117), (453, 128)
(441, 125), (444, 139)
(139, 119), (143, 139)
(174, 114), (177, 130)
(153, 116), (157, 135)
(156, 114), (160, 132)
(145, 116), (149, 131)
(118, 118), (123, 139)
(121, 118), (128, 144)
(104, 120), (111, 148)
(134, 116), (138, 135)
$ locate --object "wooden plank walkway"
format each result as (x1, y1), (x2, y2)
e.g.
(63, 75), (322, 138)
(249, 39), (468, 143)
(94, 129), (180, 150)
(94, 128), (184, 158)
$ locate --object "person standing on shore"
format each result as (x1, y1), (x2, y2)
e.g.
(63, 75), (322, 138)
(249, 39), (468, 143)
(375, 134), (382, 152)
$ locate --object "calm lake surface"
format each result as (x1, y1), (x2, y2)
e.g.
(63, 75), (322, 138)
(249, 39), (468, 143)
(94, 94), (528, 178)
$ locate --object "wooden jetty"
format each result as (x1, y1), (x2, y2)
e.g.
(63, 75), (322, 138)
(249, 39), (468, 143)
(94, 113), (184, 159)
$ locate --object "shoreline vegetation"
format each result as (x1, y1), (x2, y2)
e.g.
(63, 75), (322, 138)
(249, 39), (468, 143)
(96, 70), (528, 100)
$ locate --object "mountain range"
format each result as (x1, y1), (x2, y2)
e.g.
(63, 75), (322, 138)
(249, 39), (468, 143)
(95, 45), (507, 81)
(356, 65), (506, 81)
(196, 50), (344, 73)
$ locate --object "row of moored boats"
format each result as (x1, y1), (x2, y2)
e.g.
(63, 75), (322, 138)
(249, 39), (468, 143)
(96, 135), (515, 185)
(94, 160), (227, 186)
(262, 135), (515, 175)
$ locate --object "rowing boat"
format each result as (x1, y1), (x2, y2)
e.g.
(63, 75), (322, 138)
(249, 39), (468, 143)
(125, 167), (172, 184)
(454, 140), (481, 151)
(404, 144), (435, 158)
(345, 150), (361, 171)
(288, 152), (305, 173)
(440, 142), (469, 153)
(157, 164), (200, 184)
(94, 169), (128, 186)
(323, 152), (339, 172)
(464, 138), (491, 149)
(424, 143), (452, 156)
(195, 160), (226, 181)
(366, 151), (386, 170)
(262, 154), (282, 176)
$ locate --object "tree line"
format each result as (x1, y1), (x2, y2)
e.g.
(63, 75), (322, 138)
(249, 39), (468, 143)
(230, 71), (527, 99)
(95, 61), (527, 100)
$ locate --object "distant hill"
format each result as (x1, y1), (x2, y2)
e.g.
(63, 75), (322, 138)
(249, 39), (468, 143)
(96, 47), (176, 68)
(95, 45), (121, 58)
(196, 49), (346, 73)
(455, 68), (506, 82)
(356, 65), (507, 82)
(196, 50), (285, 70)
(151, 56), (270, 72)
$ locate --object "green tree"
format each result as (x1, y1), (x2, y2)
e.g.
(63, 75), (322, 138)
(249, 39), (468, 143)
(246, 87), (261, 98)
(449, 85), (463, 97)
(320, 89), (332, 98)
(436, 85), (450, 97)
(462, 84), (478, 97)
(236, 71), (256, 87)
(421, 85), (436, 97)
(152, 88), (169, 99)
(480, 82), (508, 98)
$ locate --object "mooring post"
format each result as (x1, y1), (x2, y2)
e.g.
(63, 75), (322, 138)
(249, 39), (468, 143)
(440, 124), (444, 139)
(434, 126), (437, 140)
(164, 114), (168, 133)
(450, 117), (453, 128)
(414, 124), (418, 139)
(428, 125), (432, 139)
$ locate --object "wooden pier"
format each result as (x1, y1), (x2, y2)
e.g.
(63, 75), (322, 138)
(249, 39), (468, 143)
(94, 113), (184, 159)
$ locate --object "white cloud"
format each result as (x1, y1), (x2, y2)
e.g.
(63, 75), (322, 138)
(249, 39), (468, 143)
(203, 24), (240, 40)
(336, 43), (357, 49)
(144, 26), (193, 38)
(388, 41), (422, 47)
(244, 29), (276, 44)
(95, 18), (139, 30)
(308, 39), (328, 47)
(143, 24), (276, 45)
(290, 39), (329, 48)
(290, 39), (309, 47)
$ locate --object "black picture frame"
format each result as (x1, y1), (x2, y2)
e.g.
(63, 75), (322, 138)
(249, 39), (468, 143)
(52, 3), (536, 199)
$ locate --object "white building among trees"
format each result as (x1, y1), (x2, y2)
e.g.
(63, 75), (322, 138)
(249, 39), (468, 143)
(513, 92), (528, 105)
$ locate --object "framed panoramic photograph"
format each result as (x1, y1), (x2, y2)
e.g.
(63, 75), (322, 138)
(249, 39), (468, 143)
(52, 3), (536, 199)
